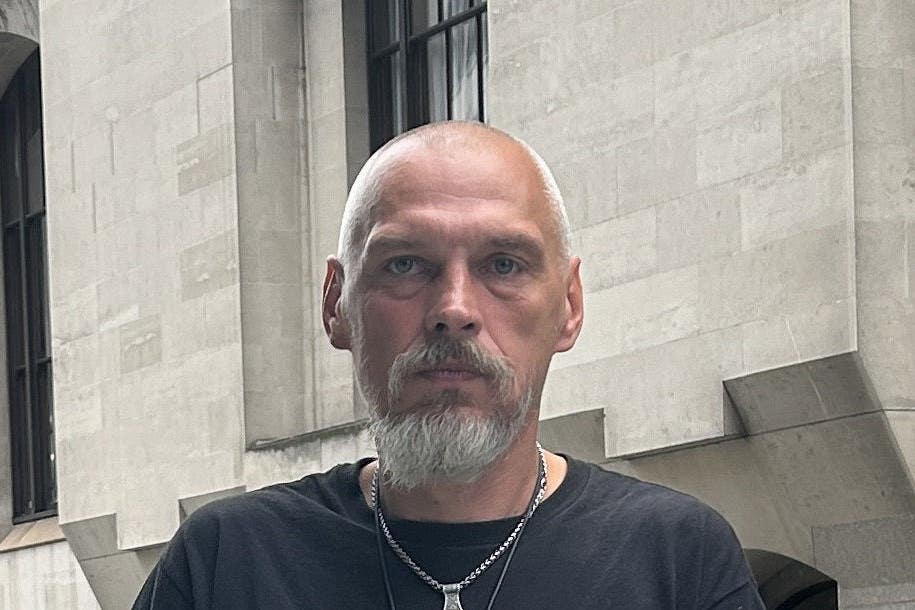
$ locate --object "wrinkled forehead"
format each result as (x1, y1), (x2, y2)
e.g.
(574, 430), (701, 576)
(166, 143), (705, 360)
(339, 129), (566, 275)
(370, 139), (546, 222)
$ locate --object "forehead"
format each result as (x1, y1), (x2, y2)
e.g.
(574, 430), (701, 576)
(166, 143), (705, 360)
(366, 141), (551, 241)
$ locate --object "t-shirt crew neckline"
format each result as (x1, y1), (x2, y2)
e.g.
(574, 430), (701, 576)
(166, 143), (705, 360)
(339, 454), (591, 546)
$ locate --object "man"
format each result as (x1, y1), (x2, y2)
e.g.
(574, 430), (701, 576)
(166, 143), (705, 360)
(133, 122), (765, 609)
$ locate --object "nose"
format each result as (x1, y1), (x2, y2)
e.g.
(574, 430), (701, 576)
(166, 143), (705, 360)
(425, 265), (481, 338)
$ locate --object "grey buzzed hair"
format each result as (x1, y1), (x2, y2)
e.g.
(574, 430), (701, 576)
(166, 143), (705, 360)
(336, 121), (572, 274)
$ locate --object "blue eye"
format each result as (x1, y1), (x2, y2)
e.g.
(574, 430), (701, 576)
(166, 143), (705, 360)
(385, 257), (419, 275)
(492, 257), (518, 275)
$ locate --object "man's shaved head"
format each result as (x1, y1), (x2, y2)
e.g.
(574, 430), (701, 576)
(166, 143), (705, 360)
(337, 121), (571, 274)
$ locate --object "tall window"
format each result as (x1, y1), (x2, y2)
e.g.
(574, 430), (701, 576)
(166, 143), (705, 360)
(1, 50), (56, 523)
(366, 0), (488, 151)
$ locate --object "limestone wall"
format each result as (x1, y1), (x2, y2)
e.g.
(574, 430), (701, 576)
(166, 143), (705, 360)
(488, 0), (856, 457)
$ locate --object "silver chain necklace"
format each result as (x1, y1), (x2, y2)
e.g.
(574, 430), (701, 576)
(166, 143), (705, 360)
(372, 443), (548, 610)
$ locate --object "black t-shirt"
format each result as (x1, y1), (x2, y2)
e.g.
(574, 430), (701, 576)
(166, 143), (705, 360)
(133, 457), (764, 609)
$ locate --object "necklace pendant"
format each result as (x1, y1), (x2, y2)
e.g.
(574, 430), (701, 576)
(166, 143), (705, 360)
(441, 583), (464, 610)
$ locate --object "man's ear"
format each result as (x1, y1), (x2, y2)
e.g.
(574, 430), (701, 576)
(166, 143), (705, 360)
(555, 256), (584, 353)
(322, 257), (352, 350)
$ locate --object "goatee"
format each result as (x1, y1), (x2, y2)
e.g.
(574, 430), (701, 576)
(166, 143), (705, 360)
(368, 337), (532, 490)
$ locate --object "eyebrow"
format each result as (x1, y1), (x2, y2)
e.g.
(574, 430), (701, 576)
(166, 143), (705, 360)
(363, 232), (547, 263)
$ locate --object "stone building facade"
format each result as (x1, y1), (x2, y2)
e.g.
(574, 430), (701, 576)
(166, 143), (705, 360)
(0, 0), (912, 608)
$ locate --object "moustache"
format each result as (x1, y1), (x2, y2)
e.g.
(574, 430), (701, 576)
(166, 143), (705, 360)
(387, 337), (514, 401)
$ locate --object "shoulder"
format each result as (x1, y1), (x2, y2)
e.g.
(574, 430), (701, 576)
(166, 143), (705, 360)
(574, 458), (721, 523)
(178, 458), (369, 541)
(569, 458), (744, 554)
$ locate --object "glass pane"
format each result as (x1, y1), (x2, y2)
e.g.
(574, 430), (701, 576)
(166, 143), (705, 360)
(26, 128), (45, 215)
(26, 216), (50, 359)
(443, 0), (472, 19)
(371, 0), (400, 50)
(391, 53), (404, 135)
(480, 13), (488, 120)
(33, 361), (55, 511)
(449, 18), (478, 120)
(10, 369), (30, 517)
(427, 32), (448, 122)
(411, 0), (438, 33)
(4, 225), (24, 368)
(1, 81), (23, 224)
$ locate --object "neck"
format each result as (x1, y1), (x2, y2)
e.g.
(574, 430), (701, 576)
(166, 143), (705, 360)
(361, 425), (568, 523)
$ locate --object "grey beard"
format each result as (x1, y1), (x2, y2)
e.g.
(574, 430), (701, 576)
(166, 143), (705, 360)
(367, 337), (532, 490)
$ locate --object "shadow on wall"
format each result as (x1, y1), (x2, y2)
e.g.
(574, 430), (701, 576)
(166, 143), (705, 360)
(747, 549), (838, 610)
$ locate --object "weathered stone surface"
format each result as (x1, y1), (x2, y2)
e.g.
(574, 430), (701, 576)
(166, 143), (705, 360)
(782, 67), (847, 160)
(656, 182), (741, 271)
(814, 514), (915, 588)
(575, 208), (657, 292)
(178, 231), (239, 302)
(738, 146), (849, 250)
(617, 126), (697, 215)
(697, 90), (783, 187)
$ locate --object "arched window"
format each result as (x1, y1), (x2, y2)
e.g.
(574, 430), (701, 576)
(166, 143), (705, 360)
(366, 0), (488, 151)
(0, 49), (55, 523)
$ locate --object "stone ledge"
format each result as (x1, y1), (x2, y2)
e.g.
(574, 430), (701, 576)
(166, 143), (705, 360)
(0, 516), (66, 554)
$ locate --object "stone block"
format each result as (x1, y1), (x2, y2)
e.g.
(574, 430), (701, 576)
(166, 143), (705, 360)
(739, 146), (849, 250)
(310, 110), (347, 174)
(539, 408), (606, 464)
(698, 224), (850, 332)
(724, 352), (877, 434)
(118, 315), (162, 374)
(178, 485), (245, 521)
(59, 514), (118, 561)
(697, 89), (783, 187)
(176, 125), (234, 196)
(853, 143), (915, 221)
(617, 126), (697, 215)
(886, 410), (915, 490)
(657, 182), (741, 271)
(857, 298), (915, 411)
(814, 514), (915, 588)
(178, 230), (239, 301)
(161, 296), (206, 360)
(198, 64), (234, 132)
(850, 0), (915, 68)
(53, 284), (99, 345)
(554, 148), (617, 231)
(204, 284), (241, 348)
(555, 264), (698, 371)
(320, 433), (358, 471)
(492, 66), (653, 160)
(782, 66), (847, 160)
(854, 66), (907, 145)
(78, 549), (163, 610)
(488, 0), (575, 55)
(55, 382), (103, 441)
(655, 0), (844, 129)
(243, 436), (323, 491)
(55, 334), (99, 389)
(841, 582), (915, 609)
(575, 207), (657, 292)
(252, 230), (301, 284)
(543, 326), (743, 455)
(736, 300), (854, 375)
(752, 413), (915, 527)
(96, 270), (141, 333)
(151, 82), (198, 160)
(857, 220), (909, 301)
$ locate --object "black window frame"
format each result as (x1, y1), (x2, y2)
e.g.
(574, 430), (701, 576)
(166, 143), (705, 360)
(366, 0), (488, 152)
(1, 49), (57, 524)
